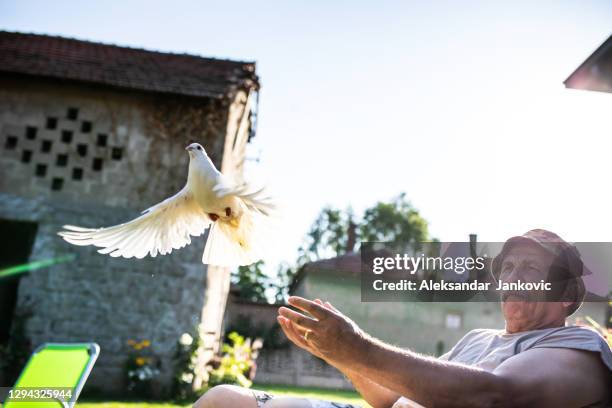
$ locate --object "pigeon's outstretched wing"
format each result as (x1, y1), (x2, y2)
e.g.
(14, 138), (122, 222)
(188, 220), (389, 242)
(58, 187), (210, 259)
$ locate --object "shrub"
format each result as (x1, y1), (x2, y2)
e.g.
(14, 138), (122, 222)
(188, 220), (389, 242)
(207, 332), (262, 388)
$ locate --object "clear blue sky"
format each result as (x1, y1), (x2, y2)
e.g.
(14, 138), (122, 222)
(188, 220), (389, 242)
(2, 1), (612, 268)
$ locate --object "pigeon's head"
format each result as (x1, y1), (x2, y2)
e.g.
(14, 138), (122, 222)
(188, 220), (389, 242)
(186, 142), (217, 172)
(185, 143), (208, 158)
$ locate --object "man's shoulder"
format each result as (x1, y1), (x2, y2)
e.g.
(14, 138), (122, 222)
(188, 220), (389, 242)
(536, 325), (607, 343)
(531, 325), (612, 371)
(533, 325), (610, 348)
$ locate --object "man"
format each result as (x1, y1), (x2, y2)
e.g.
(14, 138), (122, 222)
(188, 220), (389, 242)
(195, 229), (611, 407)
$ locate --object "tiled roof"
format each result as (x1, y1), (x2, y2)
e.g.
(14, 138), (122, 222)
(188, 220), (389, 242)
(302, 252), (362, 275)
(0, 31), (259, 99)
(289, 253), (362, 294)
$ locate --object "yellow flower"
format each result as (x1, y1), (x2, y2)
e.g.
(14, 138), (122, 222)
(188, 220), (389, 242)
(141, 340), (151, 348)
(135, 357), (146, 366)
(127, 339), (136, 346)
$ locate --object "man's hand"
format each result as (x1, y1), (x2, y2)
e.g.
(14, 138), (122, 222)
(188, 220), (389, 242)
(277, 299), (328, 361)
(278, 298), (403, 408)
(277, 296), (366, 368)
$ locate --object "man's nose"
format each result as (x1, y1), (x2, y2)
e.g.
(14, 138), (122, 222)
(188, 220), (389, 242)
(504, 267), (524, 283)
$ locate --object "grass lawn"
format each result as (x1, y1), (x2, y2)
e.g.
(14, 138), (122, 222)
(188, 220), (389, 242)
(76, 383), (370, 407)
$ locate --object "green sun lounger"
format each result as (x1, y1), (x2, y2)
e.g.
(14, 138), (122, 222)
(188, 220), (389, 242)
(3, 342), (100, 408)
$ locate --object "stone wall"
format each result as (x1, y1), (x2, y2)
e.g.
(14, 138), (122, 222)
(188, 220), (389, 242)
(255, 346), (352, 390)
(0, 77), (229, 206)
(222, 296), (352, 389)
(0, 76), (244, 394)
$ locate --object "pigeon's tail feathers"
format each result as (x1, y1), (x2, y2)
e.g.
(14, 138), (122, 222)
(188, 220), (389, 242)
(58, 187), (211, 259)
(201, 204), (275, 267)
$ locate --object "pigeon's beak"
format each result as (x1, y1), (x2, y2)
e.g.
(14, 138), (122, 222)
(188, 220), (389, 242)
(185, 146), (192, 151)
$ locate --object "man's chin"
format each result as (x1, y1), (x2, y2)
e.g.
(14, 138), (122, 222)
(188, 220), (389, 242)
(502, 299), (533, 322)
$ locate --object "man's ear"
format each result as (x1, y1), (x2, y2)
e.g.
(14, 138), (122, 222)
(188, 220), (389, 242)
(559, 277), (584, 316)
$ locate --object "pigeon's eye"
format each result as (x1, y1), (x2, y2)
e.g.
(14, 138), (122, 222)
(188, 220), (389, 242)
(197, 146), (202, 151)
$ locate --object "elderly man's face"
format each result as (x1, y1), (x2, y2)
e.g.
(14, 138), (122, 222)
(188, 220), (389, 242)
(499, 243), (569, 333)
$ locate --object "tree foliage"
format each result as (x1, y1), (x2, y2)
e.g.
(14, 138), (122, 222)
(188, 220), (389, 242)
(297, 207), (356, 265)
(299, 193), (430, 263)
(360, 193), (429, 248)
(231, 260), (270, 303)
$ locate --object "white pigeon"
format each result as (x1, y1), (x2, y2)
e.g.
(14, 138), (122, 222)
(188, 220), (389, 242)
(58, 142), (276, 267)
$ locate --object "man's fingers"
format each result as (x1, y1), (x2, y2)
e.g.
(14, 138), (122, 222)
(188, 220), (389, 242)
(277, 316), (310, 350)
(288, 296), (329, 320)
(277, 316), (299, 341)
(278, 306), (318, 330)
(286, 320), (310, 345)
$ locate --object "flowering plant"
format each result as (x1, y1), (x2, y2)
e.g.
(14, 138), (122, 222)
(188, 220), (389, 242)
(172, 332), (203, 400)
(207, 331), (263, 388)
(125, 339), (161, 397)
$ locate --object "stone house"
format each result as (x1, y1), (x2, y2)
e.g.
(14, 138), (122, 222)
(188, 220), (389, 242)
(0, 31), (259, 394)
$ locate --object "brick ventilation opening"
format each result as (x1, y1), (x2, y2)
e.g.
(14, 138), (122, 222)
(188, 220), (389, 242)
(111, 147), (123, 160)
(9, 108), (127, 192)
(61, 130), (73, 143)
(5, 136), (17, 149)
(21, 150), (32, 163)
(92, 158), (103, 171)
(35, 164), (47, 177)
(51, 178), (63, 191)
(26, 126), (37, 140)
(41, 140), (52, 153)
(67, 107), (79, 120)
(97, 133), (107, 147)
(72, 167), (83, 180)
(81, 121), (92, 133)
(56, 154), (68, 167)
(77, 144), (88, 157)
(46, 117), (57, 130)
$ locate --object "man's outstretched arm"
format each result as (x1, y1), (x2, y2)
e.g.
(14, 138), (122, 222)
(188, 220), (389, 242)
(280, 296), (610, 407)
(353, 337), (610, 407)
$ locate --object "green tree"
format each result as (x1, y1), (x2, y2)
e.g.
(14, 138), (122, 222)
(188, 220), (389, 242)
(360, 193), (429, 248)
(298, 193), (430, 263)
(297, 206), (356, 265)
(272, 262), (297, 304)
(231, 260), (270, 303)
